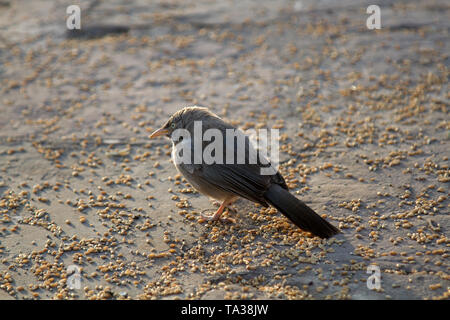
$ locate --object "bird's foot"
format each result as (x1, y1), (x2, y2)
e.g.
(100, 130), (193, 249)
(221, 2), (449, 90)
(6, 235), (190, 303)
(200, 210), (235, 223)
(211, 201), (237, 214)
(200, 198), (237, 223)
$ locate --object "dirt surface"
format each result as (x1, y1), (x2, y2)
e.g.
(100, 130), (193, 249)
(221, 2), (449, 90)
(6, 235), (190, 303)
(0, 0), (448, 300)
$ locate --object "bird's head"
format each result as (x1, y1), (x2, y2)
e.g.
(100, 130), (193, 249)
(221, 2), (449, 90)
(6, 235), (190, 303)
(149, 106), (218, 139)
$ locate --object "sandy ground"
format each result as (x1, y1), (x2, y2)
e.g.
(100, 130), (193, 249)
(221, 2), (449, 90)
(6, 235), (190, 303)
(0, 0), (448, 300)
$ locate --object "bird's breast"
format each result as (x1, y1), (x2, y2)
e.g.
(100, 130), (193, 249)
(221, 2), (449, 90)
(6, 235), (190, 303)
(171, 138), (233, 201)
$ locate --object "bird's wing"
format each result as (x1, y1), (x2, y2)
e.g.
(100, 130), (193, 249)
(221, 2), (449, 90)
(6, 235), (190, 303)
(177, 123), (285, 205)
(183, 162), (271, 205)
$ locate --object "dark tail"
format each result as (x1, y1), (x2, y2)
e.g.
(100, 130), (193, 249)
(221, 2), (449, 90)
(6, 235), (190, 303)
(263, 184), (339, 238)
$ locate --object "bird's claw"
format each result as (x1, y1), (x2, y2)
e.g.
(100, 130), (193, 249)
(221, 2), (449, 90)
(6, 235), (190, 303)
(200, 211), (235, 223)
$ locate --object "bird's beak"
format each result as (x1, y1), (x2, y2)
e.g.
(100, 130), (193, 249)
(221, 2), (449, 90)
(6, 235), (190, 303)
(149, 127), (169, 139)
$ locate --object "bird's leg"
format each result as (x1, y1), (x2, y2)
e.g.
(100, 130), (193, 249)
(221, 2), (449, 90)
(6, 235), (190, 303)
(202, 201), (226, 221)
(226, 197), (238, 213)
(201, 198), (236, 223)
(211, 200), (221, 208)
(211, 199), (237, 214)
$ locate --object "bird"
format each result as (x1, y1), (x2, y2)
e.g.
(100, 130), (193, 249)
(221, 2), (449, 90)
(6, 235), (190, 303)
(150, 106), (340, 238)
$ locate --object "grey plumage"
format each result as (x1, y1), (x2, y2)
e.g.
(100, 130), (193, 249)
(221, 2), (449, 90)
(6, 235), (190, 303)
(151, 106), (339, 238)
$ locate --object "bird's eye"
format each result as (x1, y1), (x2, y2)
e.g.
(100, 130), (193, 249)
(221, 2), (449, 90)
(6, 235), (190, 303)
(170, 123), (176, 129)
